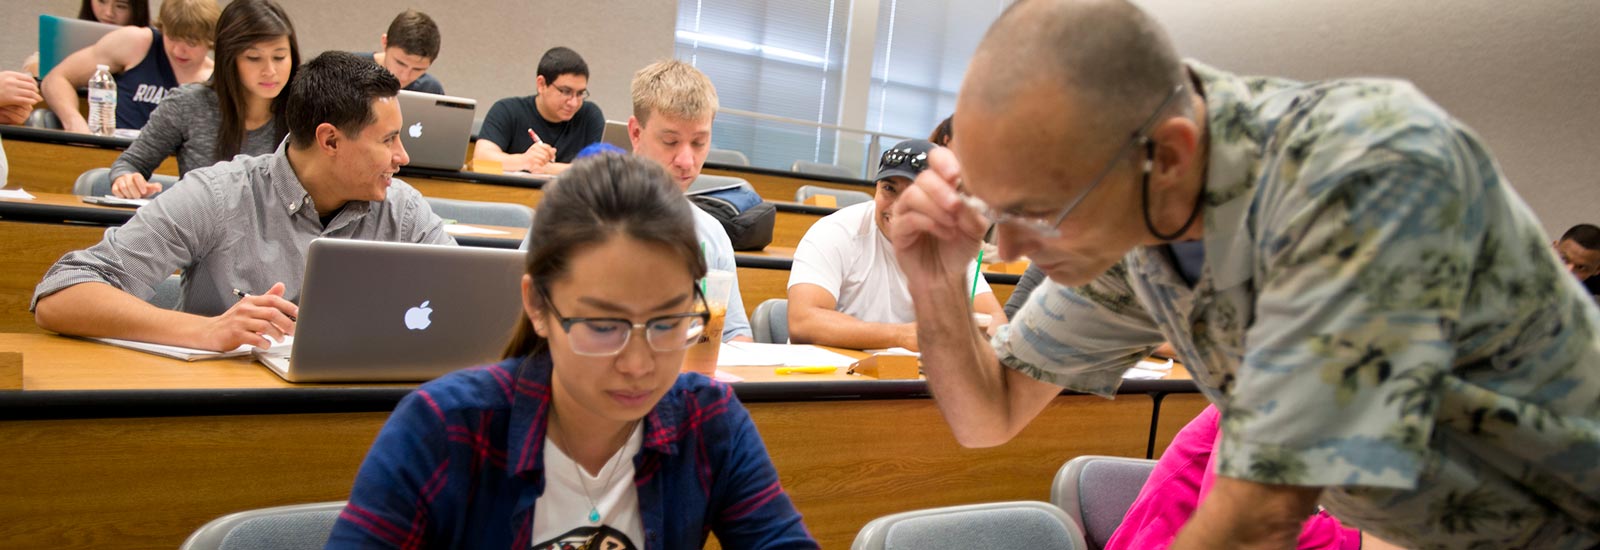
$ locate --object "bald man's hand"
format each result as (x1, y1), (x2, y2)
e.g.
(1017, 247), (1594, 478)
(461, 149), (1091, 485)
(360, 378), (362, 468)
(889, 147), (989, 289)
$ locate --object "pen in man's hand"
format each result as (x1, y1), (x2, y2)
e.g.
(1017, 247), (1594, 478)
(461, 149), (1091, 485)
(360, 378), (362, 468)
(232, 288), (297, 322)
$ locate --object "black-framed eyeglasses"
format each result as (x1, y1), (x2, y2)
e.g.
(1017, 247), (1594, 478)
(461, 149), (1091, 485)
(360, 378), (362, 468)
(958, 84), (1187, 239)
(881, 147), (928, 172)
(537, 286), (709, 357)
(552, 85), (590, 102)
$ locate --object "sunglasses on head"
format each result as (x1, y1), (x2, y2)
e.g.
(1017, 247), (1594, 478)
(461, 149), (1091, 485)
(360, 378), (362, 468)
(880, 148), (928, 172)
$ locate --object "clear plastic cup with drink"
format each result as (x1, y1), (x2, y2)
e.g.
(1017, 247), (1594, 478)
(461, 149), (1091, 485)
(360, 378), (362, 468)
(681, 270), (734, 377)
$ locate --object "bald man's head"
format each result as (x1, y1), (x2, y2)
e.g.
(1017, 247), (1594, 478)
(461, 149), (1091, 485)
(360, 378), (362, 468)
(963, 0), (1186, 133)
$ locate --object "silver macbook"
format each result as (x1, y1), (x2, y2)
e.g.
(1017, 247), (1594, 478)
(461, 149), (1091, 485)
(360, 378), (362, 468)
(255, 238), (525, 382)
(38, 15), (119, 76)
(397, 90), (477, 171)
(601, 120), (633, 152)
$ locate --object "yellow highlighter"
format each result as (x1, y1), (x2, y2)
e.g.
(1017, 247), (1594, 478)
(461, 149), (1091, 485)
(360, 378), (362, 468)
(775, 366), (838, 375)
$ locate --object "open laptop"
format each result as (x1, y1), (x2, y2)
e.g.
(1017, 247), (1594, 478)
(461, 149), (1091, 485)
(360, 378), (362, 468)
(396, 90), (477, 171)
(38, 15), (120, 76)
(254, 238), (525, 382)
(601, 120), (633, 153)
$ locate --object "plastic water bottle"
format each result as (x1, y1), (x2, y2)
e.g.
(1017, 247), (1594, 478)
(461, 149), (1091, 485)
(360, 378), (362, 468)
(87, 64), (116, 136)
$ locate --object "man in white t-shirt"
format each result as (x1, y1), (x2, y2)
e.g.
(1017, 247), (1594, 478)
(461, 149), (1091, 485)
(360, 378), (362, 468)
(788, 139), (1007, 350)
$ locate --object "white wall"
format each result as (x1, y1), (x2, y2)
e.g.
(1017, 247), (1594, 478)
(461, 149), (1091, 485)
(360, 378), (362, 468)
(0, 0), (676, 123)
(1136, 0), (1600, 237)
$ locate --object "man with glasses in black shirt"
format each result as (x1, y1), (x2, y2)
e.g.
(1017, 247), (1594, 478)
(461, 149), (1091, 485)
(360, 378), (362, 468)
(474, 46), (605, 175)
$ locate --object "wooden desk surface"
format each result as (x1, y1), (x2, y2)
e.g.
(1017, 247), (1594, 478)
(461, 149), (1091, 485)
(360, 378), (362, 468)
(0, 332), (1197, 549)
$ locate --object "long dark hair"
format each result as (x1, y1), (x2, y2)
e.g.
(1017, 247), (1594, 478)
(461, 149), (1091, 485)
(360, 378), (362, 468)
(503, 154), (707, 359)
(210, 0), (299, 160)
(79, 0), (150, 27)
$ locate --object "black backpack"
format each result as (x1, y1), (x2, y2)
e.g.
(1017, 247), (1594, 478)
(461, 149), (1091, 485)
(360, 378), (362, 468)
(687, 185), (776, 251)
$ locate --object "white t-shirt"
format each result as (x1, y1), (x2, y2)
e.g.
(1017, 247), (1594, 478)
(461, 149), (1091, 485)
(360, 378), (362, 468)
(788, 202), (992, 324)
(532, 423), (645, 550)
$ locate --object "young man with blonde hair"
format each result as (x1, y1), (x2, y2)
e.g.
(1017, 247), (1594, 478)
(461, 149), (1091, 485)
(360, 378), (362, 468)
(42, 0), (220, 133)
(627, 59), (752, 342)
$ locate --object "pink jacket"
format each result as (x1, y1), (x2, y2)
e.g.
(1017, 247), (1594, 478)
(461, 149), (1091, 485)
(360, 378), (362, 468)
(1103, 405), (1361, 550)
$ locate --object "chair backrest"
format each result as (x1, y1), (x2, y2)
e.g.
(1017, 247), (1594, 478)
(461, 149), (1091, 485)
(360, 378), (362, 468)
(73, 167), (179, 197)
(790, 160), (857, 179)
(180, 501), (346, 550)
(852, 501), (1087, 550)
(750, 298), (789, 343)
(423, 197), (534, 229)
(795, 184), (872, 207)
(686, 173), (753, 194)
(706, 148), (750, 166)
(150, 274), (182, 310)
(26, 108), (62, 130)
(1050, 455), (1157, 550)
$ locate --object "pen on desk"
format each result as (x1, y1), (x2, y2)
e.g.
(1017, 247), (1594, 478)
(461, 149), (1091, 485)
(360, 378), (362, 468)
(232, 288), (297, 322)
(776, 366), (838, 375)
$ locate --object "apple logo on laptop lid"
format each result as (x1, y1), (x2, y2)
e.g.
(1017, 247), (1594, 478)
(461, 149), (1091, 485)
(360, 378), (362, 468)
(405, 300), (433, 330)
(409, 122), (423, 139)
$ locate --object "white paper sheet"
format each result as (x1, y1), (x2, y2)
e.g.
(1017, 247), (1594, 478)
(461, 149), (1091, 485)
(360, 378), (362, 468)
(0, 189), (36, 200)
(715, 342), (860, 368)
(87, 335), (291, 361)
(443, 224), (510, 236)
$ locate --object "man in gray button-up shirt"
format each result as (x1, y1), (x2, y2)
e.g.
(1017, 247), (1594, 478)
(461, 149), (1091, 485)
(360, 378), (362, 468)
(33, 51), (454, 352)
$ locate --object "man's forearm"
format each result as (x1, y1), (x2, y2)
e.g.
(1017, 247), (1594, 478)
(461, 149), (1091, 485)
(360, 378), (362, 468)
(789, 307), (913, 350)
(909, 271), (1023, 447)
(35, 282), (205, 347)
(40, 74), (87, 129)
(1172, 476), (1323, 550)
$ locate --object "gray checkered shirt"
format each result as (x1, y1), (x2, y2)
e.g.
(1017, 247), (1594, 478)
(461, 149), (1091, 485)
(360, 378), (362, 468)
(32, 140), (455, 315)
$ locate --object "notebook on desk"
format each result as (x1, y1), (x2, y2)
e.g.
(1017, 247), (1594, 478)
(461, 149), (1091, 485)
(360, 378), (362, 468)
(396, 90), (477, 171)
(253, 238), (525, 382)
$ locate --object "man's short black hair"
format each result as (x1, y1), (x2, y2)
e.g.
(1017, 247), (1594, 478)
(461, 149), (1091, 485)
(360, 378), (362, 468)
(285, 51), (401, 149)
(536, 46), (589, 83)
(385, 9), (440, 60)
(1561, 224), (1600, 250)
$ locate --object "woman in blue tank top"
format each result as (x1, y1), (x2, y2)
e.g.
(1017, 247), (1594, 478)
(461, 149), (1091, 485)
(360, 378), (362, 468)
(109, 0), (302, 198)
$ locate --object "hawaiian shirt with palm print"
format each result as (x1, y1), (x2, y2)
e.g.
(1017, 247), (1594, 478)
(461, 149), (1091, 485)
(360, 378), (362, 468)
(994, 60), (1600, 549)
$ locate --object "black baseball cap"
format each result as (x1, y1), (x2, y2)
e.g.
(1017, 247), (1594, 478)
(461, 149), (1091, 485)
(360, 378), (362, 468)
(875, 139), (936, 183)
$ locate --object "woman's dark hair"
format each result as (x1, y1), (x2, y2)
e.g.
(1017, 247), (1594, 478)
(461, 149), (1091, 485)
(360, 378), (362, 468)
(503, 154), (707, 359)
(79, 0), (150, 27)
(210, 0), (299, 159)
(929, 114), (955, 147)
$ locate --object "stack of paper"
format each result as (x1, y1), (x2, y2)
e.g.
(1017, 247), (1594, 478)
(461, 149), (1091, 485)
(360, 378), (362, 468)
(87, 336), (291, 361)
(0, 189), (36, 200)
(715, 342), (859, 368)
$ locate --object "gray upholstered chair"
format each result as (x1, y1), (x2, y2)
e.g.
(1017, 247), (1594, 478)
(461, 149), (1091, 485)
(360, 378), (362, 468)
(423, 197), (534, 230)
(1050, 455), (1158, 550)
(852, 501), (1087, 550)
(795, 184), (872, 207)
(790, 160), (856, 179)
(706, 148), (750, 166)
(26, 108), (63, 130)
(149, 274), (182, 310)
(180, 501), (346, 550)
(73, 166), (179, 197)
(750, 298), (789, 343)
